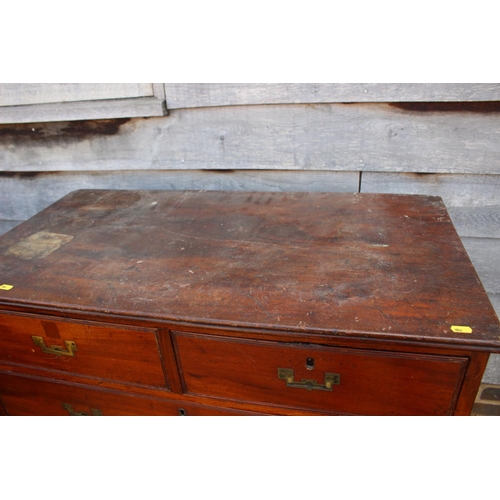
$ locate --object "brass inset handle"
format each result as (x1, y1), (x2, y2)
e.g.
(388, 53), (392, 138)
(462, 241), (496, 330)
(62, 403), (102, 416)
(32, 336), (77, 357)
(278, 368), (340, 392)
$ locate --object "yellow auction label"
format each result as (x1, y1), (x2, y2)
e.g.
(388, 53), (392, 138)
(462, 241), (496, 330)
(0, 284), (13, 290)
(451, 325), (473, 334)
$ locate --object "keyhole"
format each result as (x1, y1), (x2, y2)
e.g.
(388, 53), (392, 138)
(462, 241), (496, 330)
(178, 408), (187, 416)
(306, 358), (315, 370)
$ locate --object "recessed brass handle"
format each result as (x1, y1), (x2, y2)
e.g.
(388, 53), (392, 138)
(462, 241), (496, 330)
(32, 336), (77, 357)
(62, 403), (102, 416)
(278, 368), (340, 392)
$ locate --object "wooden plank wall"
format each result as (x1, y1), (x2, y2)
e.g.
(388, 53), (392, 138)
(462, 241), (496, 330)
(0, 83), (499, 383)
(0, 84), (155, 107)
(0, 84), (166, 123)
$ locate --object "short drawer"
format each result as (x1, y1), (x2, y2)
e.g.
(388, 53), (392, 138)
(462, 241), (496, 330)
(172, 332), (469, 416)
(0, 372), (259, 416)
(0, 314), (167, 389)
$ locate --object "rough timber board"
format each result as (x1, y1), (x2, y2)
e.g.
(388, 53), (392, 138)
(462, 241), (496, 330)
(361, 172), (500, 238)
(0, 170), (359, 221)
(2, 104), (500, 173)
(0, 84), (154, 107)
(164, 83), (500, 109)
(0, 97), (166, 124)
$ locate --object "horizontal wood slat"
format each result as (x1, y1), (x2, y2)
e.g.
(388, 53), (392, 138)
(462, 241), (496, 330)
(164, 83), (500, 109)
(0, 97), (166, 124)
(360, 172), (500, 238)
(0, 170), (360, 221)
(0, 84), (154, 107)
(3, 103), (500, 173)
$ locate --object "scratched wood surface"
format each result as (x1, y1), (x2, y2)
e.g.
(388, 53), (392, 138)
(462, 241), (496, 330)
(361, 172), (500, 238)
(360, 172), (500, 358)
(164, 83), (500, 109)
(0, 190), (498, 350)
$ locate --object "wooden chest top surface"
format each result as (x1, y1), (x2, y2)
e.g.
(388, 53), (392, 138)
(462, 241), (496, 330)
(0, 189), (498, 349)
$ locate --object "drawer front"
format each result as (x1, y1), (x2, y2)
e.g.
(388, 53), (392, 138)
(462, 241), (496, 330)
(173, 332), (469, 416)
(0, 372), (259, 416)
(0, 314), (167, 389)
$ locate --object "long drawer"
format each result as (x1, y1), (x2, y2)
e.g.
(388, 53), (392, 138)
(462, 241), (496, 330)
(0, 372), (260, 416)
(0, 314), (167, 389)
(172, 332), (469, 416)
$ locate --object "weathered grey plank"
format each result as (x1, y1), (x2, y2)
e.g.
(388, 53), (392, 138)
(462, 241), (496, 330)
(165, 83), (500, 109)
(483, 297), (500, 383)
(0, 170), (359, 220)
(0, 220), (21, 236)
(3, 103), (500, 173)
(483, 356), (500, 384)
(0, 97), (166, 124)
(483, 291), (500, 382)
(361, 172), (500, 238)
(153, 83), (166, 101)
(462, 238), (500, 294)
(489, 294), (500, 317)
(0, 84), (154, 107)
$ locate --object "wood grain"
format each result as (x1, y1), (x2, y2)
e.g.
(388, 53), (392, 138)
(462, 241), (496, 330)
(173, 331), (468, 416)
(3, 104), (500, 173)
(164, 83), (500, 109)
(361, 172), (500, 238)
(0, 84), (154, 107)
(0, 314), (168, 389)
(0, 170), (359, 221)
(0, 372), (259, 416)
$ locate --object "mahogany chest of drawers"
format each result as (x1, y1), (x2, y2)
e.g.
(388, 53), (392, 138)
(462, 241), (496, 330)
(0, 189), (499, 416)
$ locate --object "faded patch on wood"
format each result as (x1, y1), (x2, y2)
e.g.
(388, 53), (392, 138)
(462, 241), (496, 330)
(4, 231), (73, 260)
